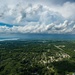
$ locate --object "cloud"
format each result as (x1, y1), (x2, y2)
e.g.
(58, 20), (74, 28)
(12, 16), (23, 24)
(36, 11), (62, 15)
(0, 1), (75, 34)
(0, 4), (64, 25)
(54, 20), (68, 30)
(49, 2), (75, 19)
(0, 1), (75, 23)
(0, 20), (75, 34)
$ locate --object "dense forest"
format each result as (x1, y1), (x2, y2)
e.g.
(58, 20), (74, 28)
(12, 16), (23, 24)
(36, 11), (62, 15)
(0, 40), (75, 75)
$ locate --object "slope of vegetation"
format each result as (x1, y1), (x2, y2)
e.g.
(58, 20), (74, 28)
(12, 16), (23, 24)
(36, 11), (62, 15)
(0, 40), (75, 75)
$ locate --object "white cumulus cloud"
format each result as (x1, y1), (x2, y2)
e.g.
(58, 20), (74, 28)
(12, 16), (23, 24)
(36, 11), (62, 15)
(0, 2), (75, 34)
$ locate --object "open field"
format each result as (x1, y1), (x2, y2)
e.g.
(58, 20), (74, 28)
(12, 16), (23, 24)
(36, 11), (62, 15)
(0, 40), (75, 75)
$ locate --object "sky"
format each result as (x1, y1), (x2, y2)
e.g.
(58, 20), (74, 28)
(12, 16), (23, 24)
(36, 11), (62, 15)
(0, 0), (75, 37)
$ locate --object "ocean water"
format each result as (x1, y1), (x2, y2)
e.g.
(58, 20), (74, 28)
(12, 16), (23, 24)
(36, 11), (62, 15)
(0, 34), (75, 41)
